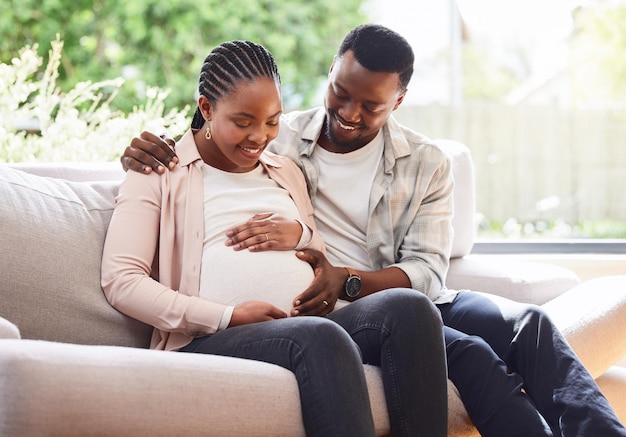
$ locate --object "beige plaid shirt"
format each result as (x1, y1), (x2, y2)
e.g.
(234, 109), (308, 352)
(269, 107), (457, 303)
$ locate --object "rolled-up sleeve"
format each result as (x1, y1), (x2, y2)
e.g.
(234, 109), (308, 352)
(367, 135), (454, 301)
(389, 153), (453, 298)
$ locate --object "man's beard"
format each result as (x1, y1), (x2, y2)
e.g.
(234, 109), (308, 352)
(323, 111), (362, 150)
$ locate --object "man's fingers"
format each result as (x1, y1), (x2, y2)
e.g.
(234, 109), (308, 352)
(124, 147), (167, 173)
(159, 133), (176, 148)
(121, 155), (152, 174)
(136, 131), (178, 167)
(121, 148), (154, 173)
(139, 131), (163, 143)
(296, 249), (321, 267)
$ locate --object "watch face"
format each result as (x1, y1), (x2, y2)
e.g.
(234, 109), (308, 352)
(345, 276), (361, 298)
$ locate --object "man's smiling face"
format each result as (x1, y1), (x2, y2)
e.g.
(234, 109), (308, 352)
(321, 50), (406, 153)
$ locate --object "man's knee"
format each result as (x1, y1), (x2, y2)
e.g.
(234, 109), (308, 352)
(447, 334), (496, 367)
(517, 304), (553, 333)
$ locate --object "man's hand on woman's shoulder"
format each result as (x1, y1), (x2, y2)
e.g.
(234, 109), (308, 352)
(121, 131), (179, 174)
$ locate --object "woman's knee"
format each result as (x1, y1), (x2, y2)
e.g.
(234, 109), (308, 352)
(382, 288), (442, 325)
(349, 289), (442, 349)
(376, 288), (438, 312)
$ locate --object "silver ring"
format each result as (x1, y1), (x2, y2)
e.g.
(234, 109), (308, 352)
(265, 233), (269, 242)
(323, 300), (329, 307)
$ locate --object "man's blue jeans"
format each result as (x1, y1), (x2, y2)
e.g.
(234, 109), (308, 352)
(182, 289), (448, 437)
(439, 290), (626, 437)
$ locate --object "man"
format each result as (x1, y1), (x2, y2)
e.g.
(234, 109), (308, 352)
(122, 24), (626, 436)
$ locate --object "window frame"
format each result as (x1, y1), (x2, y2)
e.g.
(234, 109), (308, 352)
(472, 239), (626, 255)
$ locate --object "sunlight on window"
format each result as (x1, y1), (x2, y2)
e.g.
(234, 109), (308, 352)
(369, 0), (626, 240)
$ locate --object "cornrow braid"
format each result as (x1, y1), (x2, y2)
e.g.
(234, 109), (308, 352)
(191, 41), (281, 129)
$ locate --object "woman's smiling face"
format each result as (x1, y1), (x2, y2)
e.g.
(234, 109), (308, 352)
(198, 77), (282, 173)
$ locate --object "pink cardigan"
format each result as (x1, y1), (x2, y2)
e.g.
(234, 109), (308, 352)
(101, 130), (325, 351)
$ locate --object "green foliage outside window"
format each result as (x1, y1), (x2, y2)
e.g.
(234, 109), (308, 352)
(0, 0), (367, 113)
(0, 36), (189, 162)
(478, 218), (626, 240)
(0, 0), (366, 162)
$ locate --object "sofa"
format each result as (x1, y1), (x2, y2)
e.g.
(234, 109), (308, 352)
(1, 139), (625, 436)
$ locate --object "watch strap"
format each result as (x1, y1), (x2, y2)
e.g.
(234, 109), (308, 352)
(345, 267), (359, 279)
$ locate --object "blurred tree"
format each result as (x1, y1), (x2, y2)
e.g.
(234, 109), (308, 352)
(0, 0), (366, 112)
(570, 2), (626, 106)
(460, 44), (521, 102)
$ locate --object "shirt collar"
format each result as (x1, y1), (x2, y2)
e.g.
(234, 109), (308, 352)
(301, 108), (327, 143)
(297, 107), (412, 163)
(296, 108), (327, 157)
(383, 115), (412, 159)
(176, 130), (202, 167)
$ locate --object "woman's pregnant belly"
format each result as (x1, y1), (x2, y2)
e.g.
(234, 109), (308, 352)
(199, 245), (314, 315)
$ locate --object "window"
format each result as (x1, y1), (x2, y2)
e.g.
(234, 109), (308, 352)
(370, 0), (626, 248)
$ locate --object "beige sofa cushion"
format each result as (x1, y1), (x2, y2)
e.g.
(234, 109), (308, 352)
(0, 317), (20, 339)
(0, 339), (392, 437)
(447, 256), (581, 305)
(0, 165), (151, 347)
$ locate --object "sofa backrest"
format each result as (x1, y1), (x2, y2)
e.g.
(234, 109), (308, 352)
(8, 161), (125, 182)
(0, 165), (152, 348)
(9, 141), (478, 260)
(433, 139), (476, 259)
(0, 140), (476, 346)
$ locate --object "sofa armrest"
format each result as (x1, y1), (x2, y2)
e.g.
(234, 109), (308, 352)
(0, 317), (20, 339)
(542, 275), (626, 378)
(596, 366), (626, 425)
(447, 256), (581, 305)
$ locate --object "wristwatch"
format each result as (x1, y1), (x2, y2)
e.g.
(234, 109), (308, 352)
(344, 267), (362, 298)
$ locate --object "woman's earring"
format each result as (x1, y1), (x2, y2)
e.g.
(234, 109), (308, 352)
(205, 125), (212, 140)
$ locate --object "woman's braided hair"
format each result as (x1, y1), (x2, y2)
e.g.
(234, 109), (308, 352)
(191, 40), (281, 129)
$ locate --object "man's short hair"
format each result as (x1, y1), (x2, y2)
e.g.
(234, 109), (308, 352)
(338, 24), (414, 90)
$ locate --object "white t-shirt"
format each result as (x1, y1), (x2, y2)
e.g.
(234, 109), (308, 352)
(198, 163), (314, 321)
(312, 131), (384, 270)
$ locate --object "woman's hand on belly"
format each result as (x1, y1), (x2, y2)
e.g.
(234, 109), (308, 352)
(225, 213), (302, 251)
(229, 301), (288, 327)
